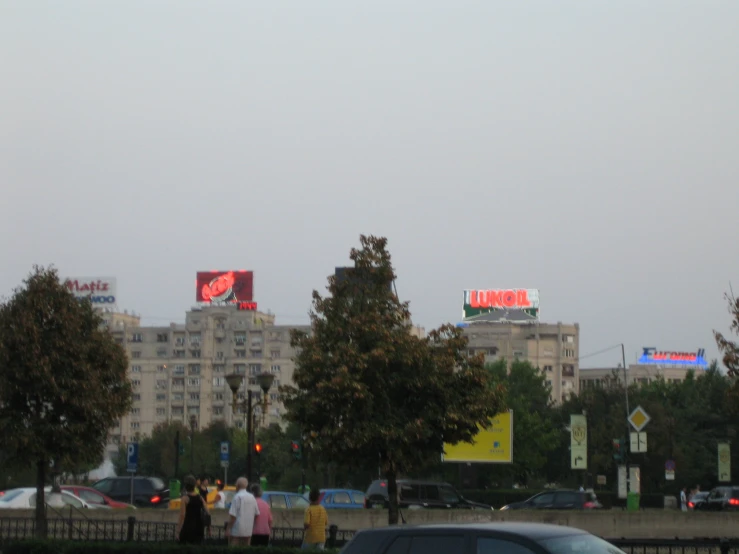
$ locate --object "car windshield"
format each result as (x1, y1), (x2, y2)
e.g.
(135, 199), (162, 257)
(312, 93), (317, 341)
(539, 534), (626, 554)
(0, 490), (24, 502)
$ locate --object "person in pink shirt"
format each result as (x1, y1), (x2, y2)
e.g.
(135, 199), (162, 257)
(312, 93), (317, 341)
(250, 484), (273, 546)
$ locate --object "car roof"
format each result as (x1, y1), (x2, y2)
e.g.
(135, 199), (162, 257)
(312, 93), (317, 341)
(264, 491), (303, 495)
(371, 479), (453, 486)
(356, 522), (588, 540)
(320, 489), (365, 494)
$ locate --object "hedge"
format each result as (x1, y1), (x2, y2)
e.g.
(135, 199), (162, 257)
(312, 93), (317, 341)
(459, 489), (670, 509)
(1, 541), (341, 554)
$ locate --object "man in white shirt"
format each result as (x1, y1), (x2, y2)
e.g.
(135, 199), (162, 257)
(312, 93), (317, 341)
(227, 477), (260, 546)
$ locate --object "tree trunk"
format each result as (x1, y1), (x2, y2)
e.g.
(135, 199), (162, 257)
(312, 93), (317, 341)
(35, 459), (47, 539)
(387, 469), (399, 525)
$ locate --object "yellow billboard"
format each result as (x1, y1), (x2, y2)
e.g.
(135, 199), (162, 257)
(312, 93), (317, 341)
(442, 410), (513, 463)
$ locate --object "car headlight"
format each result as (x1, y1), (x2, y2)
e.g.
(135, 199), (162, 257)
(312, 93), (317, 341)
(500, 505), (509, 511)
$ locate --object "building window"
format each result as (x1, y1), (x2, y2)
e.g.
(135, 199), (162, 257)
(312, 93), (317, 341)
(235, 350), (246, 358)
(563, 335), (575, 344)
(270, 393), (279, 401)
(270, 365), (281, 374)
(189, 393), (200, 401)
(249, 378), (256, 386)
(216, 351), (224, 359)
(131, 334), (143, 343)
(189, 364), (201, 375)
(270, 349), (281, 358)
(131, 408), (140, 416)
(187, 378), (200, 387)
(156, 393), (166, 402)
(132, 393), (141, 401)
(543, 365), (553, 372)
(214, 365), (225, 373)
(131, 365), (141, 373)
(175, 337), (185, 346)
(214, 393), (224, 401)
(172, 393), (184, 401)
(131, 380), (141, 387)
(130, 422), (140, 429)
(513, 350), (523, 358)
(213, 377), (225, 387)
(273, 379), (281, 387)
(563, 348), (575, 358)
(562, 365), (575, 377)
(157, 349), (167, 357)
(249, 364), (261, 375)
(234, 336), (246, 346)
(156, 379), (168, 389)
(189, 334), (201, 345)
(172, 407), (184, 416)
(213, 407), (224, 415)
(191, 350), (201, 358)
(156, 408), (166, 416)
(251, 350), (263, 358)
(131, 351), (141, 359)
(172, 378), (185, 388)
(157, 333), (168, 343)
(157, 364), (167, 372)
(174, 349), (186, 357)
(174, 365), (185, 375)
(188, 406), (200, 415)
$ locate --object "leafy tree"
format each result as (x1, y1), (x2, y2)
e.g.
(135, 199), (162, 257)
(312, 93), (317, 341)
(484, 359), (558, 486)
(0, 267), (132, 537)
(281, 235), (505, 524)
(715, 294), (739, 406)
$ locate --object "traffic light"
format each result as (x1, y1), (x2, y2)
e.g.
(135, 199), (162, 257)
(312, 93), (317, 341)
(254, 442), (263, 456)
(612, 438), (623, 462)
(290, 440), (302, 460)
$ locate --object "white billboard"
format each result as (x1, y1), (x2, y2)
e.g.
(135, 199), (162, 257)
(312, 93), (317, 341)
(63, 277), (117, 306)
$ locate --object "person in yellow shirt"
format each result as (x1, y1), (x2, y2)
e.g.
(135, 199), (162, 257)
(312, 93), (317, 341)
(302, 489), (329, 550)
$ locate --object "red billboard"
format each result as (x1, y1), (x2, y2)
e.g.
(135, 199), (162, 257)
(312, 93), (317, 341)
(196, 271), (253, 304)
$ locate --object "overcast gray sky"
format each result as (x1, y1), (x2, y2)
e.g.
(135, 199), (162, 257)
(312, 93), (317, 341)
(2, 1), (738, 368)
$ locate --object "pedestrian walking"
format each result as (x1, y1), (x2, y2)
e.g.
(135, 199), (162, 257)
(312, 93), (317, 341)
(251, 484), (273, 546)
(680, 486), (688, 512)
(178, 475), (209, 545)
(226, 477), (260, 547)
(302, 489), (329, 550)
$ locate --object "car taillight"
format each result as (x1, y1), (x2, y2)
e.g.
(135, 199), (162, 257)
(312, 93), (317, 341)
(688, 502), (695, 508)
(151, 496), (161, 504)
(728, 498), (739, 506)
(584, 502), (595, 509)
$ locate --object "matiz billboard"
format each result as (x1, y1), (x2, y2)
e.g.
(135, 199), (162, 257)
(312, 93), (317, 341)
(63, 277), (117, 306)
(463, 288), (539, 320)
(196, 271), (253, 305)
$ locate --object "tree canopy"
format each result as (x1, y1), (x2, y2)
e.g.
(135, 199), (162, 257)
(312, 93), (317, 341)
(0, 267), (132, 536)
(281, 235), (505, 523)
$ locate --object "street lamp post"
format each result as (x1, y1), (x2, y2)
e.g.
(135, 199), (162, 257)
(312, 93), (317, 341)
(226, 371), (275, 483)
(189, 414), (197, 473)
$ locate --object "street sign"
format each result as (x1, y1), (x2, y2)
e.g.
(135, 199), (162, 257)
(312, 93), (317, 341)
(629, 466), (641, 494)
(220, 460), (229, 468)
(628, 406), (651, 432)
(665, 459), (676, 481)
(126, 443), (139, 473)
(220, 441), (230, 462)
(617, 466), (627, 499)
(718, 443), (731, 482)
(597, 475), (607, 485)
(630, 432), (647, 453)
(570, 414), (588, 470)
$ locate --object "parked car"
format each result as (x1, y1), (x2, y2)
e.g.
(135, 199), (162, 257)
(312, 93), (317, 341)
(0, 487), (103, 510)
(339, 522), (627, 554)
(365, 479), (493, 510)
(702, 486), (739, 511)
(91, 477), (169, 509)
(688, 491), (710, 510)
(262, 491), (310, 510)
(317, 489), (366, 509)
(62, 485), (134, 509)
(499, 489), (602, 510)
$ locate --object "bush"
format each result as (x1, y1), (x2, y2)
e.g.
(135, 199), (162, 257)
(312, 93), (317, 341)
(2, 541), (340, 554)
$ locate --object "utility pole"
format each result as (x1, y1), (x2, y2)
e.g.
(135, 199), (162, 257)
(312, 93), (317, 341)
(174, 431), (180, 480)
(246, 392), (253, 483)
(621, 343), (630, 493)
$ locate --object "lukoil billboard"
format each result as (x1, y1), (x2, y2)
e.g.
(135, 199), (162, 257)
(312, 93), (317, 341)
(196, 271), (253, 304)
(63, 277), (117, 305)
(463, 288), (539, 320)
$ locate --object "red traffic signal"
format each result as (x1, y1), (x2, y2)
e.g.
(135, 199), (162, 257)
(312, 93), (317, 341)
(254, 443), (263, 455)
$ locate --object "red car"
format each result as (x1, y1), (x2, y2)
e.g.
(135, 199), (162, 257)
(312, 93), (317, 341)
(61, 485), (133, 509)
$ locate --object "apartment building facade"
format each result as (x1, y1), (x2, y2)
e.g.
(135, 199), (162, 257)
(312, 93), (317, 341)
(460, 317), (580, 403)
(103, 305), (309, 453)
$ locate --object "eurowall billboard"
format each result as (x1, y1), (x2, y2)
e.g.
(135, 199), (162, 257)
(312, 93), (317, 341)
(442, 411), (513, 464)
(196, 271), (254, 305)
(463, 289), (539, 320)
(63, 277), (117, 306)
(638, 347), (708, 368)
